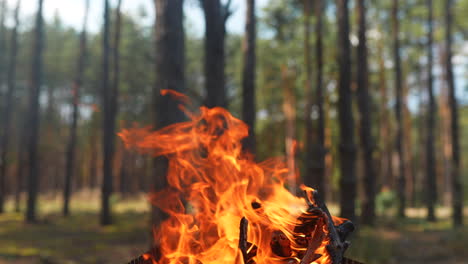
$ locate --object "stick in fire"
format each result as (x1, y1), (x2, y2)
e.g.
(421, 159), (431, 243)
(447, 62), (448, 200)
(126, 189), (363, 264)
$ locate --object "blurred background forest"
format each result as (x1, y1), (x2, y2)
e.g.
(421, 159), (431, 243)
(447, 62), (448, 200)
(0, 0), (467, 263)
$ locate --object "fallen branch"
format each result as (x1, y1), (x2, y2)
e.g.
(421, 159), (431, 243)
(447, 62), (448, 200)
(303, 189), (355, 264)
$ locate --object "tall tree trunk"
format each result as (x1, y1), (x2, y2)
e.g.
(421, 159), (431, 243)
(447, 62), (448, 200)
(0, 0), (6, 93)
(438, 49), (452, 206)
(337, 0), (356, 221)
(314, 0), (326, 197)
(200, 0), (231, 108)
(402, 85), (414, 207)
(303, 0), (312, 186)
(26, 0), (44, 223)
(445, 0), (462, 227)
(392, 0), (406, 218)
(241, 0), (256, 154)
(119, 147), (129, 195)
(282, 66), (296, 194)
(0, 0), (20, 214)
(100, 0), (114, 226)
(377, 36), (392, 190)
(152, 0), (186, 229)
(15, 119), (26, 213)
(414, 64), (425, 207)
(425, 0), (436, 221)
(356, 0), (376, 225)
(63, 0), (89, 217)
(113, 0), (123, 194)
(89, 123), (99, 189)
(303, 0), (326, 196)
(0, 0), (7, 213)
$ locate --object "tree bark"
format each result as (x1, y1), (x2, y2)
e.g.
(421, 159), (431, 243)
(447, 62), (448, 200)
(303, 0), (326, 197)
(392, 0), (406, 218)
(119, 148), (130, 195)
(356, 0), (376, 225)
(113, 0), (123, 194)
(152, 0), (186, 229)
(241, 0), (256, 154)
(63, 0), (89, 217)
(15, 117), (26, 213)
(425, 0), (436, 222)
(0, 0), (21, 214)
(0, 0), (7, 213)
(282, 66), (296, 194)
(25, 0), (44, 223)
(0, 0), (6, 91)
(303, 0), (312, 185)
(89, 115), (99, 189)
(337, 0), (356, 221)
(200, 0), (231, 108)
(444, 0), (462, 227)
(377, 35), (393, 190)
(314, 0), (326, 198)
(100, 0), (114, 226)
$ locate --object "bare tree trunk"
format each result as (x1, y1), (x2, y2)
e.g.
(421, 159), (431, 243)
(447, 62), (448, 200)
(303, 0), (312, 187)
(314, 0), (326, 198)
(0, 0), (7, 213)
(89, 129), (99, 189)
(337, 0), (356, 221)
(112, 0), (123, 194)
(25, 0), (44, 223)
(392, 0), (406, 218)
(425, 0), (436, 221)
(15, 121), (26, 212)
(304, 0), (326, 196)
(282, 66), (296, 194)
(63, 0), (89, 217)
(0, 0), (6, 91)
(445, 0), (462, 227)
(377, 36), (392, 190)
(402, 87), (414, 207)
(119, 148), (129, 195)
(241, 0), (256, 154)
(438, 49), (452, 206)
(1, 0), (21, 213)
(200, 0), (231, 108)
(88, 114), (99, 189)
(356, 0), (376, 225)
(100, 0), (114, 226)
(152, 0), (186, 230)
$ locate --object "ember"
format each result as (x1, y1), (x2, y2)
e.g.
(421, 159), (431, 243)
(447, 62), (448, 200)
(120, 90), (361, 264)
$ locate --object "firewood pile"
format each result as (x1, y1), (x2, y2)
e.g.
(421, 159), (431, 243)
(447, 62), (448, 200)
(127, 189), (363, 264)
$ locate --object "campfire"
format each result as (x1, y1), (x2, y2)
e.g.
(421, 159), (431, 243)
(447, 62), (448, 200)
(120, 90), (361, 264)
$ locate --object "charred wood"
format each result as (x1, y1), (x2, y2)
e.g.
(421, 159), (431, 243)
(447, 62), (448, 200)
(239, 217), (257, 264)
(303, 189), (354, 264)
(127, 246), (160, 264)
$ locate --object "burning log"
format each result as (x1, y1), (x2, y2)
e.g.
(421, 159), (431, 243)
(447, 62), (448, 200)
(303, 188), (354, 264)
(121, 98), (363, 264)
(127, 246), (160, 264)
(298, 226), (323, 264)
(270, 230), (292, 257)
(126, 190), (361, 264)
(239, 217), (257, 264)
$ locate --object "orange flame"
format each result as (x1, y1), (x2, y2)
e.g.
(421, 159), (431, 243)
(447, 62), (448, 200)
(119, 91), (343, 264)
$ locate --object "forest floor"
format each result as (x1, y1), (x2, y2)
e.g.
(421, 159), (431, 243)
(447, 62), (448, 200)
(0, 191), (467, 264)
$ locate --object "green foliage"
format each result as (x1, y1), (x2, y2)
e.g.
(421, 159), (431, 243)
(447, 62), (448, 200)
(376, 188), (398, 216)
